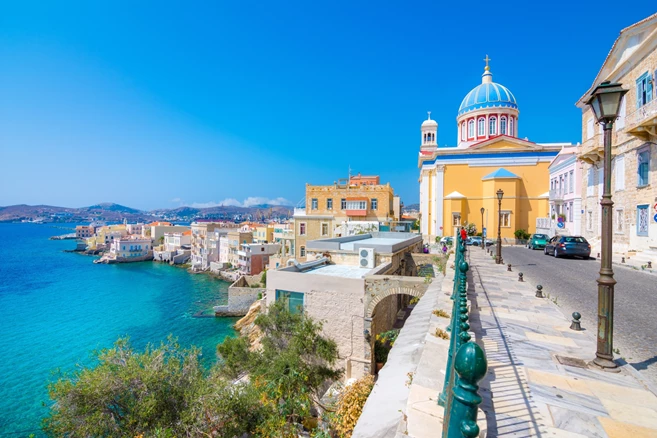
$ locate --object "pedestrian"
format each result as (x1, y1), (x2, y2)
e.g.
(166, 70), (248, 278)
(442, 244), (448, 254)
(460, 227), (467, 242)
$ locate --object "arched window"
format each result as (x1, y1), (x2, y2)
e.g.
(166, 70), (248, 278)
(461, 122), (466, 141)
(477, 118), (485, 137)
(467, 120), (474, 138)
(489, 117), (497, 135)
(500, 116), (507, 135)
(423, 133), (427, 143)
(509, 118), (515, 136)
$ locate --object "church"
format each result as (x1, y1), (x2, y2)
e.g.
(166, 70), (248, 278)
(418, 59), (571, 240)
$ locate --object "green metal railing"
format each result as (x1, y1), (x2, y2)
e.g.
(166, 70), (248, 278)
(438, 233), (488, 438)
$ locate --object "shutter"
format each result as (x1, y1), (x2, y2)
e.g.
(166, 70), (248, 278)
(636, 77), (643, 108)
(648, 73), (654, 103)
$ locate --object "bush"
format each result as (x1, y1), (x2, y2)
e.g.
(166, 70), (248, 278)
(374, 329), (400, 363)
(463, 222), (477, 236)
(332, 375), (375, 438)
(514, 229), (531, 240)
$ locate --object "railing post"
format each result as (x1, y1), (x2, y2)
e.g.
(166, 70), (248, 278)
(444, 342), (487, 438)
(439, 244), (469, 408)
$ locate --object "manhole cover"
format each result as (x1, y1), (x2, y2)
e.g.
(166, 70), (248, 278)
(555, 355), (588, 368)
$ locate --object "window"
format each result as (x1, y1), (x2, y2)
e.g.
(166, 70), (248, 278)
(346, 200), (367, 210)
(452, 213), (461, 227)
(276, 290), (304, 314)
(586, 118), (594, 140)
(461, 122), (466, 141)
(616, 97), (626, 130)
(371, 198), (378, 210)
(341, 198), (346, 210)
(568, 202), (573, 222)
(614, 155), (625, 191)
(569, 170), (574, 193)
(300, 246), (306, 257)
(311, 198), (318, 210)
(327, 198), (333, 210)
(509, 118), (514, 136)
(637, 205), (649, 236)
(586, 167), (595, 197)
(636, 72), (653, 108)
(299, 223), (306, 236)
(500, 212), (511, 227)
(587, 210), (593, 231)
(564, 173), (568, 194)
(477, 118), (485, 136)
(489, 117), (497, 135)
(638, 148), (650, 187)
(467, 120), (474, 138)
(500, 116), (507, 135)
(615, 209), (624, 233)
(321, 223), (329, 236)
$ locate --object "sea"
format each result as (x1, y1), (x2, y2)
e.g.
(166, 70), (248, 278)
(0, 223), (237, 436)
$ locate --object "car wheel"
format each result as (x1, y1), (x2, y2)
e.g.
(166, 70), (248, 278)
(544, 248), (548, 255)
(554, 249), (560, 258)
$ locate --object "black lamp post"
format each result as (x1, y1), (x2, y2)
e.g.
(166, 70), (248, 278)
(495, 189), (504, 264)
(585, 81), (628, 372)
(480, 207), (485, 250)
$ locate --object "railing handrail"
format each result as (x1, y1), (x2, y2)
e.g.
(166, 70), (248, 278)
(626, 98), (657, 128)
(439, 232), (488, 438)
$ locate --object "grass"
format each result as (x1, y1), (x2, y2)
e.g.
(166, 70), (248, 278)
(432, 309), (450, 318)
(433, 328), (450, 340)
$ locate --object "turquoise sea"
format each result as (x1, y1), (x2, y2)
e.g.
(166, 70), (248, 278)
(0, 223), (237, 436)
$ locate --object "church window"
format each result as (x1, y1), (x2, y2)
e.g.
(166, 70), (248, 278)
(467, 120), (474, 138)
(509, 118), (514, 136)
(461, 122), (466, 140)
(489, 117), (497, 135)
(477, 118), (485, 137)
(500, 117), (507, 135)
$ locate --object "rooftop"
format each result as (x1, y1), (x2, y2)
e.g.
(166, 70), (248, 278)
(302, 264), (372, 279)
(307, 232), (422, 254)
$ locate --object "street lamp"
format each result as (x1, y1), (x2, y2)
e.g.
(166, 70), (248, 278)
(585, 80), (628, 372)
(496, 189), (504, 264)
(480, 207), (485, 250)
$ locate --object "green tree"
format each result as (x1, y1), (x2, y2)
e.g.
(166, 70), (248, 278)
(218, 301), (342, 436)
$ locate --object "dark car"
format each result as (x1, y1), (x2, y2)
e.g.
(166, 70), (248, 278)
(544, 236), (591, 259)
(527, 233), (549, 250)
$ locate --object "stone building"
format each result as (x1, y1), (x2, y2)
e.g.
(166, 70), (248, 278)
(293, 175), (400, 262)
(418, 60), (572, 242)
(266, 232), (425, 380)
(576, 13), (657, 257)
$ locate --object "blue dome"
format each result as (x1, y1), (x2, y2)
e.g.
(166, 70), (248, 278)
(458, 79), (517, 116)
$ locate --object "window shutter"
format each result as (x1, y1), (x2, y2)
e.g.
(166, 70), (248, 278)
(636, 77), (643, 108)
(647, 73), (654, 103)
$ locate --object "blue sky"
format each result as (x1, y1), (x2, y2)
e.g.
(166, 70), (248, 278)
(0, 1), (655, 210)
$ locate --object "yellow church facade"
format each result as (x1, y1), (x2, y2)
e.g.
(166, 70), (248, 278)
(418, 62), (572, 240)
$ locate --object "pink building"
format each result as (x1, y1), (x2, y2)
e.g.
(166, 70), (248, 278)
(547, 146), (582, 236)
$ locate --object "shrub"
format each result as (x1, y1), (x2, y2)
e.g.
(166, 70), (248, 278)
(332, 375), (375, 438)
(374, 329), (400, 363)
(514, 229), (531, 240)
(463, 222), (477, 236)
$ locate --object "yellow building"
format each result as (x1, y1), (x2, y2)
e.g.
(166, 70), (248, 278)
(293, 175), (400, 262)
(254, 224), (275, 243)
(418, 61), (571, 240)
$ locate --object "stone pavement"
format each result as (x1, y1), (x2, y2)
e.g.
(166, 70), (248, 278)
(468, 248), (657, 437)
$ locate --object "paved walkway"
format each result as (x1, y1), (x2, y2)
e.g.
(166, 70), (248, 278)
(468, 248), (657, 437)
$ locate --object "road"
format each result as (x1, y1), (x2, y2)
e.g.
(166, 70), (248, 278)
(499, 245), (657, 386)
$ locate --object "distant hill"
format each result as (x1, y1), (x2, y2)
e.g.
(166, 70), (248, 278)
(403, 203), (419, 211)
(0, 202), (293, 223)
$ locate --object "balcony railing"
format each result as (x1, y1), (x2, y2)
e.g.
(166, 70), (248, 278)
(626, 98), (657, 140)
(549, 189), (566, 201)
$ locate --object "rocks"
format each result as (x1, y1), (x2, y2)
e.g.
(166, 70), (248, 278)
(234, 300), (264, 350)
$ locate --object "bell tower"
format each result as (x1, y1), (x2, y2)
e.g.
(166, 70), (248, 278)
(421, 111), (438, 150)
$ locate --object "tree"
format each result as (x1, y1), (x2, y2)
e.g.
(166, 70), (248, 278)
(218, 301), (342, 436)
(42, 337), (205, 437)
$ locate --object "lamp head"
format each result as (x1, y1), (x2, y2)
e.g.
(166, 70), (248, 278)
(586, 81), (628, 124)
(496, 189), (504, 201)
(480, 207), (485, 215)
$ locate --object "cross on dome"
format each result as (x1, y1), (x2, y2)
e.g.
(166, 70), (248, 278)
(427, 111), (432, 120)
(484, 54), (491, 71)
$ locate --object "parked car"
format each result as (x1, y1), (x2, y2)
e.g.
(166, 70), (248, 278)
(468, 236), (494, 247)
(527, 233), (549, 250)
(439, 236), (454, 246)
(544, 236), (591, 259)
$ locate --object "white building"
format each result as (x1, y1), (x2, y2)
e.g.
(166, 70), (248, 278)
(109, 237), (152, 260)
(126, 223), (144, 235)
(164, 230), (191, 252)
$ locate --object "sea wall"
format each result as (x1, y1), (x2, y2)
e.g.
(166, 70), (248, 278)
(214, 274), (265, 317)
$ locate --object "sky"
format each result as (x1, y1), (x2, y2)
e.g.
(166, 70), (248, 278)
(0, 1), (655, 211)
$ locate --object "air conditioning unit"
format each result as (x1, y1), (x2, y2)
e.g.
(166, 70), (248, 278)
(359, 248), (375, 269)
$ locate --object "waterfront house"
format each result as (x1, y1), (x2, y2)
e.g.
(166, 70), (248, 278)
(108, 236), (152, 261)
(237, 243), (281, 275)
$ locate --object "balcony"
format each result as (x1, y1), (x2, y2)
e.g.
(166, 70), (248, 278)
(578, 134), (603, 164)
(626, 99), (657, 141)
(549, 190), (564, 202)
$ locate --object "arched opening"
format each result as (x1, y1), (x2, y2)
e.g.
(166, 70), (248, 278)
(500, 116), (507, 135)
(489, 116), (497, 135)
(477, 117), (485, 137)
(468, 119), (475, 138)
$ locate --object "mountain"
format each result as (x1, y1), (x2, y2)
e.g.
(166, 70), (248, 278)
(0, 203), (293, 223)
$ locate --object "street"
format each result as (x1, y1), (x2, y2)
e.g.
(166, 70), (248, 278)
(498, 245), (657, 386)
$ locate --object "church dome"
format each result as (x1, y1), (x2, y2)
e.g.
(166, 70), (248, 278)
(422, 118), (438, 127)
(458, 67), (517, 116)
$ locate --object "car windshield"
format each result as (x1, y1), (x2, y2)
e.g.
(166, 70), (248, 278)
(563, 237), (586, 243)
(533, 234), (548, 239)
